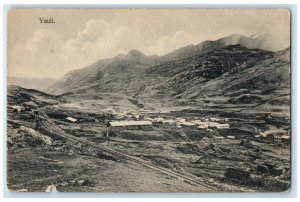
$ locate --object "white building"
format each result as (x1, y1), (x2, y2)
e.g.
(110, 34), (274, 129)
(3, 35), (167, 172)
(66, 117), (77, 123)
(108, 120), (153, 131)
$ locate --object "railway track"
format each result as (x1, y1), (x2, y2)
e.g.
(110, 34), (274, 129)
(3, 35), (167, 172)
(39, 111), (216, 191)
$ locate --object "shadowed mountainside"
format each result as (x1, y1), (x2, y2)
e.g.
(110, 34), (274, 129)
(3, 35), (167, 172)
(46, 34), (275, 96)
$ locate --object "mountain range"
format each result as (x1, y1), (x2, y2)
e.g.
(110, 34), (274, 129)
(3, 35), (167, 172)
(45, 34), (289, 111)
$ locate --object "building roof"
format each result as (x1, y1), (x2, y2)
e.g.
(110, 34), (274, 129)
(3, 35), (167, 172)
(180, 121), (196, 126)
(198, 125), (208, 129)
(109, 120), (152, 127)
(66, 117), (77, 122)
(215, 124), (230, 129)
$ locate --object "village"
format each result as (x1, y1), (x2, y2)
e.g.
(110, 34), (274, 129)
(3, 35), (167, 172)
(7, 89), (291, 192)
(9, 102), (290, 145)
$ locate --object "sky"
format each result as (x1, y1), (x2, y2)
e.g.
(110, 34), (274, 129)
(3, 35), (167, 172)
(7, 8), (290, 79)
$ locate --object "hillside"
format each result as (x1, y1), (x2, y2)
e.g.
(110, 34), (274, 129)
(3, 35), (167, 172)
(47, 34), (275, 96)
(47, 49), (159, 95)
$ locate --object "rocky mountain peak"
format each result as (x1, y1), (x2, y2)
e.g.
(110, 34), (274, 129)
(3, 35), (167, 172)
(127, 49), (146, 58)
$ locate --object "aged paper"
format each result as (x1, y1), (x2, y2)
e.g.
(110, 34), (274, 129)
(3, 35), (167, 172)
(7, 8), (290, 192)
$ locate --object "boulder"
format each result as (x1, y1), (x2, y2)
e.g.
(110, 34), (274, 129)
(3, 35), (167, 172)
(257, 164), (269, 174)
(45, 185), (57, 192)
(256, 163), (283, 176)
(254, 148), (261, 153)
(269, 167), (283, 176)
(224, 168), (251, 180)
(219, 147), (232, 153)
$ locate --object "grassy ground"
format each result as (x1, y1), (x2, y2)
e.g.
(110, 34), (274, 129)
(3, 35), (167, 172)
(7, 147), (215, 192)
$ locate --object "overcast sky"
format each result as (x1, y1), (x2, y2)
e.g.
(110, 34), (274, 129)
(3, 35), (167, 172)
(7, 8), (290, 79)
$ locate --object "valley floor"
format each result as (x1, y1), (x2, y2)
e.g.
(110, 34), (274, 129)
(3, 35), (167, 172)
(6, 88), (291, 192)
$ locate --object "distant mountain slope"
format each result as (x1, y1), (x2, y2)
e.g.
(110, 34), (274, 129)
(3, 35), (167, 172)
(47, 49), (159, 95)
(45, 34), (290, 116)
(8, 77), (57, 92)
(159, 46), (289, 99)
(190, 47), (290, 98)
(46, 34), (270, 95)
(160, 34), (266, 61)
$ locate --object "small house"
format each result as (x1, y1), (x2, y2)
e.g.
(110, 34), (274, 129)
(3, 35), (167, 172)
(215, 123), (230, 129)
(66, 117), (77, 123)
(180, 121), (197, 128)
(197, 124), (209, 129)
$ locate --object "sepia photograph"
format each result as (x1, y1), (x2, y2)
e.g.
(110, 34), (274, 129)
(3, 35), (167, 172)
(6, 8), (291, 193)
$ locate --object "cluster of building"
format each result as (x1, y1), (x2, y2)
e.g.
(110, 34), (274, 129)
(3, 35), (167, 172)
(144, 116), (230, 130)
(107, 112), (231, 132)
